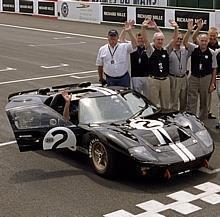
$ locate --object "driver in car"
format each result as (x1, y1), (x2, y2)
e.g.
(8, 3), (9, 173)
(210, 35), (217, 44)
(61, 91), (79, 125)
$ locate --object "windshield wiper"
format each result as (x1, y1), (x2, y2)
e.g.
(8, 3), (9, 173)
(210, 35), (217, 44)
(127, 106), (148, 121)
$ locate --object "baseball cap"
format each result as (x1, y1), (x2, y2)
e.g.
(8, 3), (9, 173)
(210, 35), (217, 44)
(108, 29), (118, 37)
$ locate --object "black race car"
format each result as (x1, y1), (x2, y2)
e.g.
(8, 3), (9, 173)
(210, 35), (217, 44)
(5, 82), (214, 179)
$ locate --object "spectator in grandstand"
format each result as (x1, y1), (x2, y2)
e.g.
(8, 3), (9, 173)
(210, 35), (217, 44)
(96, 20), (137, 87)
(192, 19), (219, 119)
(183, 20), (217, 120)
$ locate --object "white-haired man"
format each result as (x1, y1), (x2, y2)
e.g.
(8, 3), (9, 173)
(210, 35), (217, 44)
(146, 30), (170, 110)
(183, 20), (217, 120)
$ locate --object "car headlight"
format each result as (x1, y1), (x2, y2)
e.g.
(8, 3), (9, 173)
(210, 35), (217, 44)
(128, 146), (158, 163)
(195, 130), (213, 148)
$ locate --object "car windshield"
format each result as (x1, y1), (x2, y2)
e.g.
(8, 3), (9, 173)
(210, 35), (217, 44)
(79, 91), (158, 124)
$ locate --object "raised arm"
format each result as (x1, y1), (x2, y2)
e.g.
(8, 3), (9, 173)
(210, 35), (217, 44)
(141, 18), (150, 47)
(118, 19), (135, 43)
(62, 91), (71, 122)
(151, 18), (161, 33)
(124, 20), (137, 49)
(118, 28), (126, 43)
(167, 20), (179, 50)
(183, 19), (195, 49)
(192, 18), (204, 44)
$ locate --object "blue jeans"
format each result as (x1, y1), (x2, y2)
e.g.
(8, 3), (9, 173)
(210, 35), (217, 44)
(106, 72), (130, 87)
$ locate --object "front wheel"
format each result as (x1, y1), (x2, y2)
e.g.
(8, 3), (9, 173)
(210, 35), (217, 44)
(89, 138), (117, 178)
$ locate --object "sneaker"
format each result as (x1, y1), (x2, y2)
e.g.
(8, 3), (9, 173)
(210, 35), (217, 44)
(208, 113), (216, 119)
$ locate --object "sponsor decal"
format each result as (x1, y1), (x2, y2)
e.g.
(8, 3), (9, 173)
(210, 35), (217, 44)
(2, 0), (15, 12)
(103, 6), (127, 23)
(61, 2), (69, 17)
(136, 7), (165, 27)
(175, 10), (209, 31)
(38, 1), (55, 16)
(19, 0), (33, 14)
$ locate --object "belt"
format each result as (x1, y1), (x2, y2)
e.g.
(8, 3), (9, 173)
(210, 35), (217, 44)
(169, 73), (185, 78)
(105, 72), (127, 79)
(150, 76), (167, 80)
(192, 74), (210, 78)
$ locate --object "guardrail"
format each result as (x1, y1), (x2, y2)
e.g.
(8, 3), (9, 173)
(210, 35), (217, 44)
(1, 0), (220, 31)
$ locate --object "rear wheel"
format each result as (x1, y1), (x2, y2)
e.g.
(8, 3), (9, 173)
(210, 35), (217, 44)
(89, 138), (116, 178)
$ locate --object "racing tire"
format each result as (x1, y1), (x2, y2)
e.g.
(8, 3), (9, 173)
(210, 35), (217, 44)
(89, 138), (117, 178)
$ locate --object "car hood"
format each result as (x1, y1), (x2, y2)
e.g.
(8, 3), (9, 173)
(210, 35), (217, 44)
(94, 112), (212, 154)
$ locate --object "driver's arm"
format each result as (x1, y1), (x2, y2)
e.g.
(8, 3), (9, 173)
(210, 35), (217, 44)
(62, 91), (71, 121)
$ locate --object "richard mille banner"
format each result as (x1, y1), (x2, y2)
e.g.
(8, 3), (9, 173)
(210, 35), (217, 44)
(175, 10), (209, 31)
(38, 1), (55, 15)
(103, 5), (127, 23)
(2, 0), (15, 11)
(136, 7), (165, 27)
(19, 0), (33, 13)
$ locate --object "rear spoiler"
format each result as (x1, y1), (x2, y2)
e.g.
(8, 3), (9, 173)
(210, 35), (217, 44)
(8, 82), (92, 101)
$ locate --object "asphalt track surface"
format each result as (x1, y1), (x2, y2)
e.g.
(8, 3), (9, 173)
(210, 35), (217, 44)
(0, 13), (220, 217)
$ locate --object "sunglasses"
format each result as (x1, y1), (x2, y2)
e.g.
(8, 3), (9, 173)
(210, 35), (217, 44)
(178, 37), (183, 40)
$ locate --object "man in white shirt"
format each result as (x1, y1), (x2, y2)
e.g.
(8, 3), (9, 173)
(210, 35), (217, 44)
(96, 21), (137, 87)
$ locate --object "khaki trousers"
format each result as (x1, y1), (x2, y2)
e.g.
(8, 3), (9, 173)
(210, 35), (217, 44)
(148, 77), (170, 110)
(186, 74), (212, 120)
(169, 75), (188, 112)
(131, 76), (149, 98)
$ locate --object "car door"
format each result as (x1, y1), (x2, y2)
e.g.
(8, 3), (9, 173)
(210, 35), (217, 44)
(5, 97), (79, 152)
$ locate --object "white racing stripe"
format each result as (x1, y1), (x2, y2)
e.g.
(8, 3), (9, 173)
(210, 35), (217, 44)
(158, 128), (195, 163)
(158, 128), (173, 143)
(151, 129), (166, 145)
(169, 143), (190, 163)
(176, 142), (196, 161)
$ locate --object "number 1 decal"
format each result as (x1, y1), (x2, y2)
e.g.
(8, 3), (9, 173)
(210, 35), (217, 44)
(43, 127), (77, 151)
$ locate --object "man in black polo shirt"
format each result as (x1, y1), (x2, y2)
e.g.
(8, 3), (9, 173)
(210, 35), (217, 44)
(183, 20), (217, 120)
(192, 21), (220, 119)
(129, 32), (149, 97)
(119, 19), (160, 97)
(147, 31), (170, 110)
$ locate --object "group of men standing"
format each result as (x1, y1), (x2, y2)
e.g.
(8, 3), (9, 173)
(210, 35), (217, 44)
(96, 18), (220, 121)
